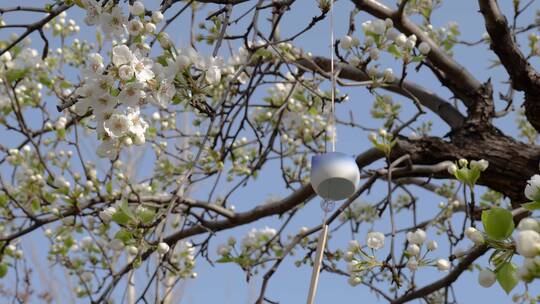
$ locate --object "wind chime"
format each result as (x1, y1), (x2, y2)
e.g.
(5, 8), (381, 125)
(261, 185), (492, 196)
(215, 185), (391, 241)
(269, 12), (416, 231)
(306, 0), (361, 303)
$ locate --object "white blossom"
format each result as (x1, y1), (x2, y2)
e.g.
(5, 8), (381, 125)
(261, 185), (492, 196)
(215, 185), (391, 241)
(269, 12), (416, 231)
(126, 107), (148, 144)
(53, 175), (70, 189)
(206, 66), (222, 85)
(96, 139), (119, 160)
(478, 268), (496, 287)
(341, 35), (353, 50)
(517, 218), (540, 232)
(99, 7), (126, 39)
(436, 259), (451, 271)
(447, 163), (457, 175)
(369, 48), (380, 60)
(347, 260), (358, 273)
(525, 174), (540, 201)
(407, 244), (420, 257)
(427, 240), (438, 251)
(407, 229), (426, 245)
(406, 35), (417, 49)
(99, 206), (116, 222)
(371, 19), (386, 35)
(104, 113), (133, 138)
(348, 240), (360, 251)
(112, 45), (134, 67)
(407, 258), (418, 271)
(148, 79), (176, 107)
(118, 64), (135, 80)
(157, 242), (170, 255)
(55, 116), (67, 130)
(395, 34), (407, 47)
(383, 68), (395, 82)
(515, 230), (540, 258)
(152, 11), (164, 24)
(217, 244), (230, 256)
(130, 1), (145, 16)
(145, 22), (156, 34)
(82, 0), (102, 26)
(132, 55), (155, 82)
(119, 82), (145, 106)
(418, 42), (431, 55)
(127, 19), (144, 36)
(465, 227), (485, 245)
(110, 239), (124, 251)
(366, 231), (385, 250)
(470, 159), (489, 172)
(347, 276), (361, 286)
(84, 53), (104, 76)
(127, 245), (139, 256)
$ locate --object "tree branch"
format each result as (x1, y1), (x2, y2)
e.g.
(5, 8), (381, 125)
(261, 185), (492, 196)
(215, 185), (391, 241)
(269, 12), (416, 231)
(295, 56), (466, 129)
(478, 0), (540, 132)
(391, 207), (528, 303)
(350, 0), (494, 121)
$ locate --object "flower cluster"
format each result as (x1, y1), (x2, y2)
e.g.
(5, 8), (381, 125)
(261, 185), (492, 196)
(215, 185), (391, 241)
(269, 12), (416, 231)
(215, 227), (281, 273)
(447, 158), (489, 187)
(339, 17), (432, 87)
(73, 1), (231, 158)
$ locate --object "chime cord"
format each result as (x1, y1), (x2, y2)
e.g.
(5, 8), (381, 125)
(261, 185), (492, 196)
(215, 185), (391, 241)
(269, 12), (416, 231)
(307, 3), (336, 304)
(329, 0), (336, 153)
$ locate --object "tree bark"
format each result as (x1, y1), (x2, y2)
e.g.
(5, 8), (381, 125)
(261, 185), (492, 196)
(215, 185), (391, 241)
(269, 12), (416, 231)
(393, 125), (540, 205)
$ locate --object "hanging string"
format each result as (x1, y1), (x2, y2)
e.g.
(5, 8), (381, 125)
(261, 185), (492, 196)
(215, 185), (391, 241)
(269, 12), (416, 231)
(322, 0), (336, 214)
(306, 3), (336, 304)
(329, 0), (336, 153)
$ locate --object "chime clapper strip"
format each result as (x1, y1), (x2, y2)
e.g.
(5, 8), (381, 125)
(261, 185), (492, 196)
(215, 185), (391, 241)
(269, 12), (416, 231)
(306, 223), (329, 304)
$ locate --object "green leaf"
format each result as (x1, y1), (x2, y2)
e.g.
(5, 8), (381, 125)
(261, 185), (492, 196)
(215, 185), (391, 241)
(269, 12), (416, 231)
(30, 199), (40, 212)
(496, 262), (518, 294)
(106, 182), (113, 195)
(112, 210), (132, 226)
(482, 208), (514, 241)
(467, 168), (481, 186)
(114, 229), (133, 243)
(411, 55), (425, 62)
(0, 264), (8, 278)
(215, 256), (233, 263)
(138, 208), (156, 224)
(454, 167), (468, 183)
(0, 194), (7, 207)
(6, 69), (28, 83)
(522, 201), (540, 210)
(387, 44), (402, 58)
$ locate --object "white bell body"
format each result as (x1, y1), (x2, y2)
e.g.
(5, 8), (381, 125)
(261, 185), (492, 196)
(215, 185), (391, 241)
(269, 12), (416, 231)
(310, 152), (360, 201)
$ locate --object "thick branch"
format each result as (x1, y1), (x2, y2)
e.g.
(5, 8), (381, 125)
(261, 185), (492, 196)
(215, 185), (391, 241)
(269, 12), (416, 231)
(392, 126), (540, 204)
(350, 0), (494, 120)
(478, 0), (540, 132)
(296, 56), (465, 129)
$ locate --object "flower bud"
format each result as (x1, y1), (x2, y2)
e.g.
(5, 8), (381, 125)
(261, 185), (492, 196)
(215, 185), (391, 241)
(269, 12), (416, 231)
(427, 240), (438, 251)
(157, 242), (170, 255)
(418, 42), (431, 55)
(130, 1), (145, 16)
(436, 259), (451, 271)
(478, 268), (496, 287)
(152, 11), (164, 24)
(340, 35), (353, 50)
(515, 230), (540, 258)
(465, 227), (485, 245)
(407, 229), (426, 245)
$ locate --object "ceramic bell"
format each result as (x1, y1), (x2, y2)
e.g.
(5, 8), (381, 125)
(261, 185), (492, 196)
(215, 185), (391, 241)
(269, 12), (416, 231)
(310, 152), (360, 201)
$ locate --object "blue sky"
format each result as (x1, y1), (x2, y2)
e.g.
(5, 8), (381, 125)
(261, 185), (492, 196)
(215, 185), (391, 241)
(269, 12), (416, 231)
(2, 0), (540, 303)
